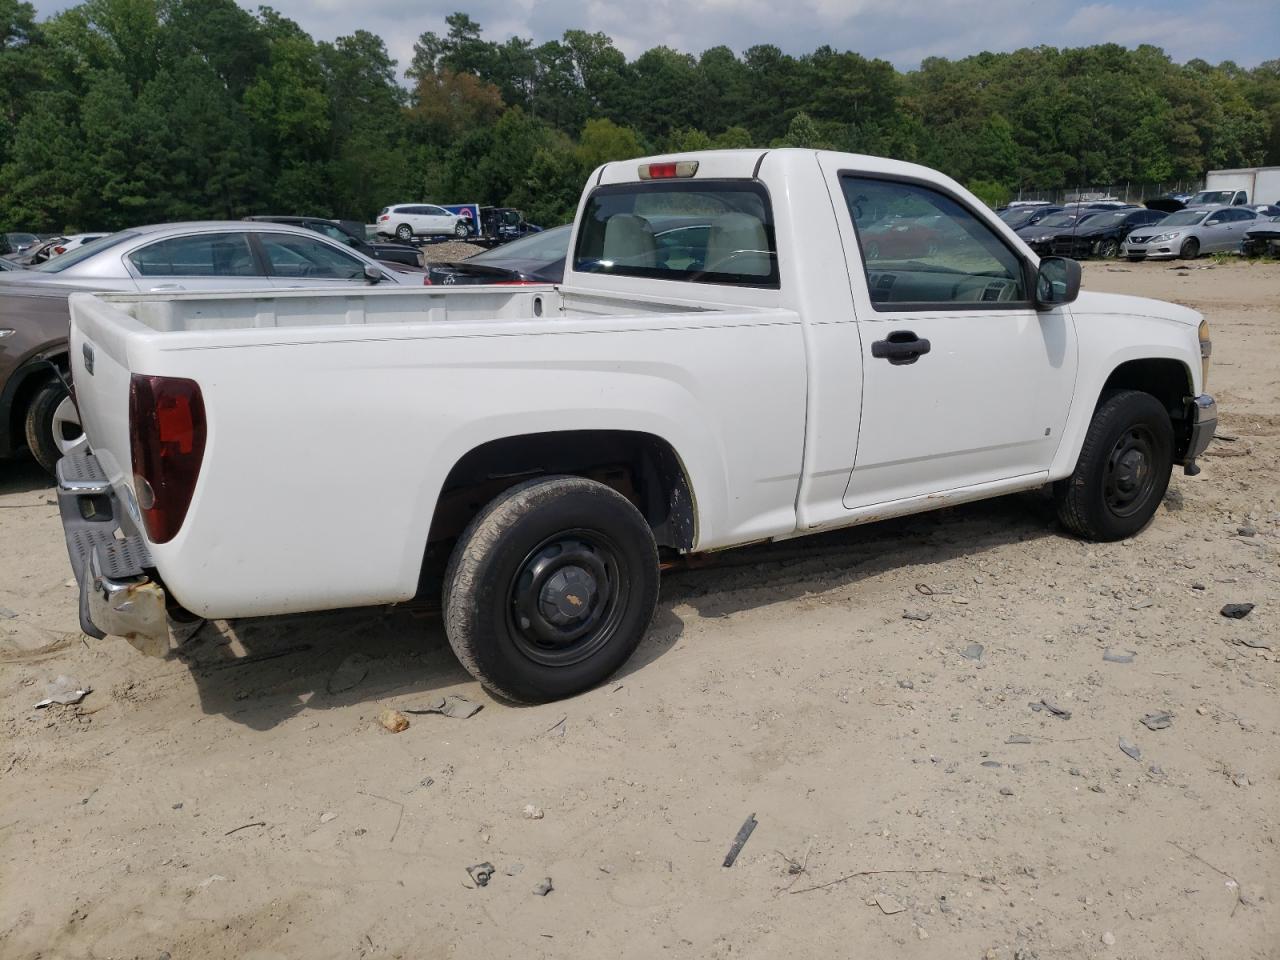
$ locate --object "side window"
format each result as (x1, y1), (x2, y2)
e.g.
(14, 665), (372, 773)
(425, 206), (445, 216)
(1237, 209), (1256, 221)
(129, 233), (260, 277)
(840, 176), (1027, 309)
(259, 233), (366, 280)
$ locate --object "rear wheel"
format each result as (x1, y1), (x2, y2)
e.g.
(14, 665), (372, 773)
(1054, 389), (1174, 542)
(1179, 237), (1200, 260)
(454, 221), (469, 238)
(24, 380), (82, 474)
(395, 223), (413, 242)
(442, 476), (660, 703)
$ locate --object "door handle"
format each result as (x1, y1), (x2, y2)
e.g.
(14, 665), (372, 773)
(871, 330), (931, 365)
(148, 283), (185, 291)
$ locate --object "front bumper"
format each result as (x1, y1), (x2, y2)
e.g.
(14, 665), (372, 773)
(57, 450), (172, 656)
(1121, 240), (1179, 260)
(1184, 394), (1216, 468)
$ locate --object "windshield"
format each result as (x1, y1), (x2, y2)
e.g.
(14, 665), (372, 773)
(1085, 211), (1131, 228)
(1000, 208), (1041, 228)
(1189, 191), (1234, 205)
(1035, 212), (1090, 229)
(472, 224), (571, 265)
(1162, 210), (1209, 227)
(31, 231), (138, 272)
(573, 180), (778, 288)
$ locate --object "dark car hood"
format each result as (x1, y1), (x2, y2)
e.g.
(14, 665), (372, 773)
(1144, 198), (1189, 213)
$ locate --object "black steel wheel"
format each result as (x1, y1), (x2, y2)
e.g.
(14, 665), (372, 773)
(443, 476), (660, 703)
(1055, 389), (1174, 541)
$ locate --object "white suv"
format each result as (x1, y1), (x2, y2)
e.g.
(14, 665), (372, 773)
(376, 204), (469, 241)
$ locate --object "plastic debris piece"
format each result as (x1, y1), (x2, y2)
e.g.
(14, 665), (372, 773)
(34, 676), (92, 709)
(960, 642), (984, 661)
(467, 862), (495, 887)
(532, 877), (554, 896)
(722, 813), (758, 867)
(327, 653), (372, 694)
(1103, 648), (1136, 664)
(404, 695), (484, 719)
(1118, 738), (1141, 761)
(874, 892), (906, 915)
(1140, 711), (1173, 731)
(1006, 733), (1032, 744)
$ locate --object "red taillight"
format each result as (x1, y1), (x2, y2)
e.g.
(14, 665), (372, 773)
(638, 160), (699, 180)
(378, 215), (389, 221)
(422, 274), (432, 285)
(129, 374), (206, 544)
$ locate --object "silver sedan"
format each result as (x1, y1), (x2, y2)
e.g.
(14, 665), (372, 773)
(0, 220), (412, 293)
(1121, 205), (1260, 261)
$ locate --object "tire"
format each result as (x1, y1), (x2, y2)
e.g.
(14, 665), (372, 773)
(1179, 237), (1200, 260)
(1097, 238), (1119, 258)
(454, 221), (469, 238)
(443, 476), (660, 703)
(395, 224), (413, 242)
(1054, 389), (1174, 542)
(23, 379), (77, 474)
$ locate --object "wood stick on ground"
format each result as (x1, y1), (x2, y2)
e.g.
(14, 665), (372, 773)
(1167, 840), (1244, 916)
(790, 866), (977, 895)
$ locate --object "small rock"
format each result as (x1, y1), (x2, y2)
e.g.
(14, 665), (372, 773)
(1101, 931), (1116, 947)
(320, 812), (338, 824)
(1090, 784), (1106, 793)
(960, 642), (984, 661)
(999, 786), (1014, 796)
(981, 760), (1002, 768)
(897, 679), (915, 689)
(0, 606), (17, 619)
(938, 894), (952, 913)
(1140, 711), (1173, 731)
(378, 709), (410, 733)
(1069, 767), (1082, 777)
(902, 610), (932, 622)
(1196, 705), (1208, 715)
(505, 863), (525, 876)
(1148, 764), (1165, 776)
(1192, 582), (1205, 591)
(1118, 738), (1141, 761)
(915, 926), (929, 940)
(172, 802), (183, 810)
(522, 804), (545, 820)
(1006, 733), (1032, 744)
(1237, 524), (1256, 537)
(874, 892), (905, 915)
(1233, 773), (1250, 788)
(1103, 648), (1136, 664)
(1220, 603), (1255, 619)
(532, 877), (554, 896)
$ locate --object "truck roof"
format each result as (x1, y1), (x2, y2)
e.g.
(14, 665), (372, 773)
(595, 148), (961, 190)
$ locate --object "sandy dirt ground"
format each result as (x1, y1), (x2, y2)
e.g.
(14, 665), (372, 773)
(1, 260), (1277, 960)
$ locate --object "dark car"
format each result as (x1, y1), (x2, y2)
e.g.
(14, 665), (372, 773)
(1241, 216), (1280, 257)
(245, 216), (423, 269)
(0, 257), (24, 271)
(0, 280), (81, 472)
(426, 223), (570, 285)
(998, 205), (1063, 230)
(1048, 208), (1168, 258)
(1015, 211), (1105, 254)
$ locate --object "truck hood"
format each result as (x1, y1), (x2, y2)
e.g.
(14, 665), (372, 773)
(1073, 290), (1202, 327)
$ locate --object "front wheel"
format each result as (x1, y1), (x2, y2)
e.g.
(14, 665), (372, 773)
(1096, 238), (1119, 258)
(454, 221), (470, 238)
(1054, 389), (1174, 542)
(1179, 237), (1200, 260)
(442, 476), (660, 703)
(395, 224), (413, 242)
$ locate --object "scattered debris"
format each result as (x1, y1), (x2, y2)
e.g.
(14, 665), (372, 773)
(467, 862), (495, 888)
(897, 679), (914, 690)
(1236, 636), (1272, 650)
(224, 821), (266, 837)
(1031, 698), (1072, 720)
(532, 877), (554, 896)
(981, 760), (1002, 768)
(377, 709), (410, 733)
(1232, 773), (1250, 788)
(34, 676), (92, 709)
(1140, 711), (1173, 731)
(1103, 648), (1136, 664)
(523, 804), (545, 820)
(999, 786), (1014, 796)
(874, 893), (906, 915)
(1101, 931), (1116, 947)
(1220, 603), (1254, 619)
(320, 812), (338, 824)
(404, 695), (484, 719)
(1006, 733), (1032, 745)
(914, 583), (937, 596)
(960, 642), (984, 661)
(1118, 738), (1142, 761)
(327, 653), (372, 694)
(1237, 524), (1256, 537)
(0, 606), (17, 619)
(1130, 599), (1153, 610)
(504, 863), (525, 877)
(1149, 764), (1165, 776)
(1167, 841), (1244, 916)
(546, 716), (567, 737)
(902, 610), (932, 622)
(722, 812), (758, 867)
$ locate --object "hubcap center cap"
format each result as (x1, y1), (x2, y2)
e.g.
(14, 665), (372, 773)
(538, 566), (598, 626)
(1116, 449), (1147, 492)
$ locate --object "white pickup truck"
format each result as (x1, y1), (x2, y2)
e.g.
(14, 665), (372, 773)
(58, 149), (1216, 702)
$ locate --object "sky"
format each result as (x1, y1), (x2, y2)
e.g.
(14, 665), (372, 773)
(27, 0), (1280, 75)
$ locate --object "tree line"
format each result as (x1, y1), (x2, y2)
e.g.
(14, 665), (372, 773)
(2, 0), (1277, 232)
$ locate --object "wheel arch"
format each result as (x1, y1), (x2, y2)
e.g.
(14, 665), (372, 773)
(1, 346), (69, 458)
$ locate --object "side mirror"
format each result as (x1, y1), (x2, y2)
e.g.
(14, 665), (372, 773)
(363, 264), (384, 284)
(1035, 256), (1081, 308)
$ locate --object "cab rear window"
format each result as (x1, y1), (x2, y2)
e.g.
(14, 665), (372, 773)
(573, 180), (778, 288)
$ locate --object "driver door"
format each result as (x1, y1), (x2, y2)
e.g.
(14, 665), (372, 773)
(819, 165), (1079, 508)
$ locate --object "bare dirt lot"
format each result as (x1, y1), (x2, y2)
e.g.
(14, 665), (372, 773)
(2, 260), (1277, 960)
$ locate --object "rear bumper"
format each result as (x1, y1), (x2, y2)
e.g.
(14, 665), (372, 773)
(57, 450), (171, 656)
(1185, 394), (1216, 464)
